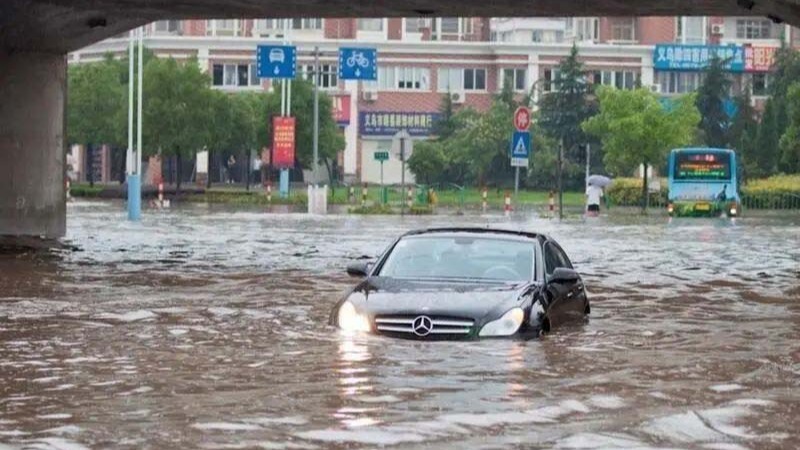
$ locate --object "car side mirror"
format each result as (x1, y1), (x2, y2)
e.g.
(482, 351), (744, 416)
(346, 262), (371, 278)
(549, 267), (579, 284)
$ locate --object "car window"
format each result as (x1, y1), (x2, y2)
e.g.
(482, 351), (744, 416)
(544, 242), (572, 275)
(378, 235), (535, 282)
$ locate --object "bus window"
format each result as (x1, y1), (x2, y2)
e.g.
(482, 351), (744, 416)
(674, 152), (731, 181)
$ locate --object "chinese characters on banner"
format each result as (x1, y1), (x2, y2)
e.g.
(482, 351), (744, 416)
(359, 111), (441, 136)
(744, 46), (777, 72)
(653, 44), (745, 72)
(272, 116), (296, 168)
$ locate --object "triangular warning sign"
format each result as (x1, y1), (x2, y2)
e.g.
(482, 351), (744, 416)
(514, 136), (527, 156)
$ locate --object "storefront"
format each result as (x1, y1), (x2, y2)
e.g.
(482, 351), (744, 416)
(358, 111), (440, 184)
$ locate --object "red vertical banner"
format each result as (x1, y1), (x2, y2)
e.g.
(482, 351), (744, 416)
(332, 95), (351, 126)
(272, 116), (296, 168)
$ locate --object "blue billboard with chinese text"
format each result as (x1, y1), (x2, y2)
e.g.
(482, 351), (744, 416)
(653, 44), (745, 72)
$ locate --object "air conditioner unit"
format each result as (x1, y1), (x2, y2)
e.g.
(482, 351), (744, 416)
(649, 84), (662, 94)
(450, 91), (466, 104)
(711, 24), (724, 36)
(362, 90), (378, 102)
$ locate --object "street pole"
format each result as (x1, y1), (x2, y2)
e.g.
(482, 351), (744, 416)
(126, 27), (142, 221)
(400, 136), (406, 216)
(514, 166), (519, 199)
(558, 139), (564, 220)
(312, 46), (320, 186)
(380, 160), (384, 204)
(585, 143), (590, 192)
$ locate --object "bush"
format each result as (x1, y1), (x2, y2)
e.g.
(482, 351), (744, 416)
(348, 204), (394, 215)
(742, 174), (800, 195)
(69, 184), (103, 197)
(605, 177), (667, 207)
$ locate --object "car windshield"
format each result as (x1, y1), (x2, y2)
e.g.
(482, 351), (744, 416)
(378, 235), (534, 282)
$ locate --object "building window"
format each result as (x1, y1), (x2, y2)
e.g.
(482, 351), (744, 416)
(751, 73), (770, 96)
(255, 18), (322, 31)
(357, 19), (383, 32)
(610, 17), (636, 42)
(676, 17), (705, 44)
(292, 18), (322, 30)
(405, 18), (430, 33)
(437, 68), (463, 92)
(371, 67), (429, 91)
(463, 68), (486, 91)
(502, 68), (527, 91)
(440, 18), (460, 34)
(207, 19), (238, 36)
(212, 63), (260, 88)
(568, 17), (599, 41)
(543, 68), (561, 92)
(656, 71), (704, 94)
(432, 18), (473, 40)
(153, 20), (180, 35)
(300, 64), (339, 89)
(600, 70), (638, 89)
(736, 19), (773, 39)
(532, 30), (543, 42)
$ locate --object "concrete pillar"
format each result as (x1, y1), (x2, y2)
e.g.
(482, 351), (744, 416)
(0, 51), (66, 238)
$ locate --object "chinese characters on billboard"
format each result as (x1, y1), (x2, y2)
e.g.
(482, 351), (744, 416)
(359, 111), (441, 136)
(744, 46), (777, 72)
(653, 44), (745, 72)
(674, 152), (731, 180)
(272, 116), (296, 168)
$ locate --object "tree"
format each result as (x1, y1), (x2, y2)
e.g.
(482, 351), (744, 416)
(142, 56), (214, 192)
(728, 87), (759, 180)
(695, 55), (732, 148)
(537, 44), (597, 160)
(779, 82), (800, 173)
(582, 87), (701, 210)
(67, 60), (125, 186)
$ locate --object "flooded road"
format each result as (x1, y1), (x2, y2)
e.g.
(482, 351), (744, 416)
(1, 201), (799, 449)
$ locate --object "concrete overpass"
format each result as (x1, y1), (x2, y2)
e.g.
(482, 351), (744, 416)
(2, 1), (799, 239)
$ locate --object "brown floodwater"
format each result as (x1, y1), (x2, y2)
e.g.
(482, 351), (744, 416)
(1, 201), (799, 450)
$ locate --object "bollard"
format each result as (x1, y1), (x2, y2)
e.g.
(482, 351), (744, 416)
(267, 183), (272, 204)
(66, 179), (71, 201)
(158, 182), (164, 207)
(504, 191), (512, 215)
(407, 187), (413, 209)
(481, 187), (488, 212)
(362, 183), (368, 207)
(548, 190), (555, 214)
(349, 186), (355, 204)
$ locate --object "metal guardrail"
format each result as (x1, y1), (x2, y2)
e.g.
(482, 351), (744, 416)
(741, 193), (800, 210)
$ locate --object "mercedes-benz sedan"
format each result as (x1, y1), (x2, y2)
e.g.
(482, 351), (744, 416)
(330, 228), (589, 339)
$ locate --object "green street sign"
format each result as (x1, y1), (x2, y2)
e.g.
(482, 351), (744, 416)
(374, 150), (389, 161)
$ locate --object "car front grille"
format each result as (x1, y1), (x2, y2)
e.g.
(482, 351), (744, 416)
(374, 315), (475, 337)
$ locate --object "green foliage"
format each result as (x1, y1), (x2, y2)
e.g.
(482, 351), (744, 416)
(605, 178), (667, 206)
(407, 140), (448, 184)
(582, 87), (701, 176)
(67, 60), (125, 147)
(348, 204), (395, 215)
(754, 99), (784, 176)
(142, 57), (213, 158)
(755, 45), (800, 176)
(742, 174), (800, 195)
(779, 83), (800, 173)
(695, 55), (732, 148)
(536, 44), (597, 160)
(728, 87), (759, 180)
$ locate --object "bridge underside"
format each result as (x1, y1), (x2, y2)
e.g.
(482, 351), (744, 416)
(1, 0), (799, 238)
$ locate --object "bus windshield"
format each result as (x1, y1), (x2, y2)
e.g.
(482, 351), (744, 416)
(673, 152), (731, 181)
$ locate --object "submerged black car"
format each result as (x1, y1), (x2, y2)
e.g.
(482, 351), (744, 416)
(330, 228), (589, 339)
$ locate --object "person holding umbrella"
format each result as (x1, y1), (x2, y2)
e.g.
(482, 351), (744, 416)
(586, 175), (612, 216)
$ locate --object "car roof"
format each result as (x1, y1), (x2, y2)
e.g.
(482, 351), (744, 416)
(401, 227), (546, 242)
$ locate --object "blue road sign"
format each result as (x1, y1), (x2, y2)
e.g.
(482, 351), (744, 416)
(339, 47), (377, 80)
(510, 131), (531, 158)
(257, 45), (297, 79)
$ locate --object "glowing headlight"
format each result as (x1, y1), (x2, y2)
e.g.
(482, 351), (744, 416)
(337, 301), (371, 333)
(730, 207), (737, 216)
(479, 307), (524, 337)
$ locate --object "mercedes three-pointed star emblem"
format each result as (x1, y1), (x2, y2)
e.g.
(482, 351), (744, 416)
(412, 315), (433, 336)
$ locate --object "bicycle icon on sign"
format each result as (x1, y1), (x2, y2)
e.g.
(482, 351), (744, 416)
(346, 51), (371, 68)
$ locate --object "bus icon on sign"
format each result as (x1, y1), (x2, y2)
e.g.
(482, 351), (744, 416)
(269, 48), (285, 64)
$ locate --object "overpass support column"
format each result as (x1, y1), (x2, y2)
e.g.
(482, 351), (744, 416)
(0, 51), (66, 239)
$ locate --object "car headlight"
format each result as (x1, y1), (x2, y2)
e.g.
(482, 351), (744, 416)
(479, 307), (524, 337)
(337, 301), (371, 333)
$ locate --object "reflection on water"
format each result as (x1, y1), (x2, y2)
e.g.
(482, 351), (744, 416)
(0, 201), (799, 449)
